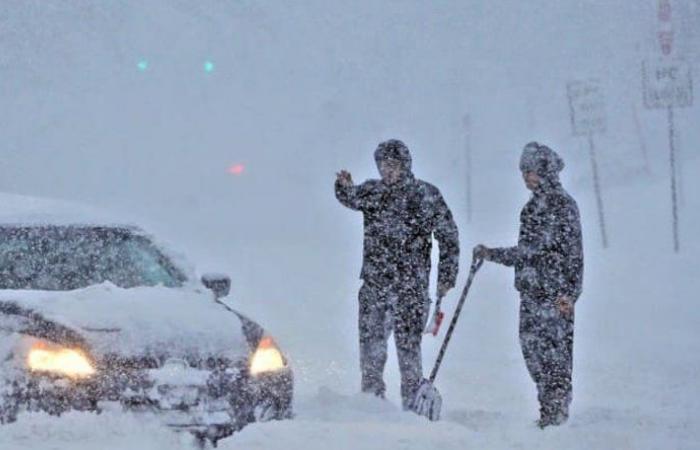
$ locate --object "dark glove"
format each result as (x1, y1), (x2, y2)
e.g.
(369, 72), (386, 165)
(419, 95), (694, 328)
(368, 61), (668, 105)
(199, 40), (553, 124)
(473, 244), (490, 261)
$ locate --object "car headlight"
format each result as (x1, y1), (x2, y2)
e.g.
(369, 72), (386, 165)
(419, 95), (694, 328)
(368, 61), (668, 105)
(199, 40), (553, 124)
(27, 342), (96, 379)
(249, 336), (286, 376)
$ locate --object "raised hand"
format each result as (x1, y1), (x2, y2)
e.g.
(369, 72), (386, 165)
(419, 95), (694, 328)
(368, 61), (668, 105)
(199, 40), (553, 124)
(336, 170), (354, 188)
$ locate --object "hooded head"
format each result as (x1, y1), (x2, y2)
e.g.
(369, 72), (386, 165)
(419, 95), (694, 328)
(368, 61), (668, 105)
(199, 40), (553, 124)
(519, 141), (564, 190)
(374, 139), (412, 185)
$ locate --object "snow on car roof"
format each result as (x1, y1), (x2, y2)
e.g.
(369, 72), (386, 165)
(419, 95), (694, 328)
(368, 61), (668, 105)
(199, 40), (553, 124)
(0, 192), (198, 281)
(0, 192), (139, 229)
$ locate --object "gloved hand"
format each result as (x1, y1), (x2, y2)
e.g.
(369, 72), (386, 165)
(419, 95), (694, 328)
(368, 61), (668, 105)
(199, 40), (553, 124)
(436, 282), (451, 299)
(556, 295), (574, 317)
(473, 244), (491, 261)
(335, 170), (354, 188)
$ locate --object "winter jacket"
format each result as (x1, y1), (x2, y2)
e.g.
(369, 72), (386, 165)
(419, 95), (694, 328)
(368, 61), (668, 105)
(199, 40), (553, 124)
(335, 141), (459, 292)
(490, 182), (583, 300)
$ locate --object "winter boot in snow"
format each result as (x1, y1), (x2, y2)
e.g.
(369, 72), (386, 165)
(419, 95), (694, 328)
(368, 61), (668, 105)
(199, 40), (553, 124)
(361, 383), (386, 400)
(537, 403), (569, 429)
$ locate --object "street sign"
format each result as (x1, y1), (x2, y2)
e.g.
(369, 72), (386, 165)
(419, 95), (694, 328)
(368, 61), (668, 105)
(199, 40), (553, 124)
(642, 59), (693, 109)
(566, 80), (607, 136)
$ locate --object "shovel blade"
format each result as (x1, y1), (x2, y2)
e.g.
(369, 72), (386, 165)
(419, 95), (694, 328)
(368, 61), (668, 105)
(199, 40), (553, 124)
(410, 379), (442, 421)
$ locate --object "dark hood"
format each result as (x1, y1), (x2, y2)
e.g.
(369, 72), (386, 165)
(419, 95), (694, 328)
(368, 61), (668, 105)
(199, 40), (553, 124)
(374, 139), (413, 177)
(519, 141), (565, 190)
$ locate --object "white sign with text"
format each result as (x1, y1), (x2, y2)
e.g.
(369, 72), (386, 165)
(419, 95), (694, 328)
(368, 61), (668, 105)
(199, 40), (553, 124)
(567, 80), (607, 136)
(643, 59), (693, 109)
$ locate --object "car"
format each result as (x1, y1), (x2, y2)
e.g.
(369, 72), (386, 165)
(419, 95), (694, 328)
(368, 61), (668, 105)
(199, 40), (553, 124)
(0, 194), (293, 444)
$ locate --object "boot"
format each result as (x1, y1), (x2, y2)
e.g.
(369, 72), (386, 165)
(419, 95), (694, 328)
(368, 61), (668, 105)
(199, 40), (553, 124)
(537, 403), (568, 429)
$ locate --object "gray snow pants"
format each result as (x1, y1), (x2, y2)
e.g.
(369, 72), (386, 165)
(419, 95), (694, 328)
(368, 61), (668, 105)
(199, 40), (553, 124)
(519, 294), (575, 420)
(358, 281), (429, 409)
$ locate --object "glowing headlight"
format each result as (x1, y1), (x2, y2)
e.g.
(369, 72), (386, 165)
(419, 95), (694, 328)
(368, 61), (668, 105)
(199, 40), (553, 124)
(27, 342), (96, 379)
(249, 336), (286, 376)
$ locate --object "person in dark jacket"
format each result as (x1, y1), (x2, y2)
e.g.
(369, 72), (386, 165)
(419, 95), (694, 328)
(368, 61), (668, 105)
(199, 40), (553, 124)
(335, 139), (460, 409)
(475, 142), (583, 428)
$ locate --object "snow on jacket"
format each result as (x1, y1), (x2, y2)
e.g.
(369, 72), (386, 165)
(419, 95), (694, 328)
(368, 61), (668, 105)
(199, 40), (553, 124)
(335, 140), (459, 292)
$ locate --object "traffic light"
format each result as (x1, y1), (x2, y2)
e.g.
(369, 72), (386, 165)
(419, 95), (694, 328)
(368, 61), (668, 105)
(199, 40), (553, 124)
(134, 59), (216, 73)
(227, 164), (245, 176)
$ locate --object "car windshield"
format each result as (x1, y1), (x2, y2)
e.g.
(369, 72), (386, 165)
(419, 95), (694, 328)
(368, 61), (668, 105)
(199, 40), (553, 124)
(0, 226), (186, 291)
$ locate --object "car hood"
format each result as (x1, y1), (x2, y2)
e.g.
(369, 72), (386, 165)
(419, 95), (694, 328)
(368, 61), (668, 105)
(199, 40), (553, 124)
(1, 283), (250, 361)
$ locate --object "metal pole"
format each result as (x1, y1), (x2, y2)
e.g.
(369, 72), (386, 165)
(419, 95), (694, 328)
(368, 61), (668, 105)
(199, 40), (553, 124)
(676, 124), (685, 209)
(465, 129), (472, 223)
(587, 134), (609, 248)
(463, 114), (472, 223)
(632, 102), (651, 175)
(668, 106), (680, 253)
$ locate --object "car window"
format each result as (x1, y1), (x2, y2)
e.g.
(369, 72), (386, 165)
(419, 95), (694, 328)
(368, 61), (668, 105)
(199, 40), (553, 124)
(101, 238), (179, 288)
(0, 227), (185, 291)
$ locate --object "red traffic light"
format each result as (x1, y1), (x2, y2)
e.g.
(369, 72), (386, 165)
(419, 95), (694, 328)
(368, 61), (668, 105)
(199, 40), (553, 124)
(227, 164), (245, 176)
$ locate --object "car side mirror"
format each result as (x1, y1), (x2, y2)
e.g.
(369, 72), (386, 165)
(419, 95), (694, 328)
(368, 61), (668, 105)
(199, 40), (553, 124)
(201, 273), (231, 299)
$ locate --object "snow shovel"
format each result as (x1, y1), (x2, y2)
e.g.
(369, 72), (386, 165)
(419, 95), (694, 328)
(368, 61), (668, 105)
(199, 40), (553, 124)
(411, 256), (484, 421)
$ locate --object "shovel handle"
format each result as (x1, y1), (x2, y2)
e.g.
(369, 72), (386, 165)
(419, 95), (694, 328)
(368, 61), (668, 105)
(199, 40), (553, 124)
(433, 294), (444, 312)
(428, 257), (483, 383)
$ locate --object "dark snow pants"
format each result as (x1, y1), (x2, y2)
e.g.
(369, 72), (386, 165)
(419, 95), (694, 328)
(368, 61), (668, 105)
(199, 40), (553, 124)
(358, 281), (429, 409)
(519, 294), (575, 420)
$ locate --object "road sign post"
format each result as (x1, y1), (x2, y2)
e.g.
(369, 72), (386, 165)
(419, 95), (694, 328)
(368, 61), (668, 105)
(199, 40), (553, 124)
(567, 80), (609, 248)
(462, 114), (472, 223)
(642, 58), (693, 253)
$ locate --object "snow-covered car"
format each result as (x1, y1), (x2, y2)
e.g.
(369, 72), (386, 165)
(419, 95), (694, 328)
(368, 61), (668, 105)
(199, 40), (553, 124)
(0, 195), (293, 443)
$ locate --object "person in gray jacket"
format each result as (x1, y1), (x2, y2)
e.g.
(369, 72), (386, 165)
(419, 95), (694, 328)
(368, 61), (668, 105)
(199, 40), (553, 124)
(335, 139), (459, 409)
(475, 142), (583, 428)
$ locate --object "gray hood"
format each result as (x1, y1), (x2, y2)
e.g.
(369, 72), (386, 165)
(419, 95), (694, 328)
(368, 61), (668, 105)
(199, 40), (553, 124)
(519, 141), (565, 186)
(374, 139), (413, 175)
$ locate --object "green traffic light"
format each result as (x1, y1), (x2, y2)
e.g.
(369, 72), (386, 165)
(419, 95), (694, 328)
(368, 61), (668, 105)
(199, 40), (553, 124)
(136, 59), (216, 73)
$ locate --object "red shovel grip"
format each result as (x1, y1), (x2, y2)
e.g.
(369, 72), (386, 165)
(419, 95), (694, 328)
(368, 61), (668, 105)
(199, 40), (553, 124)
(431, 311), (445, 336)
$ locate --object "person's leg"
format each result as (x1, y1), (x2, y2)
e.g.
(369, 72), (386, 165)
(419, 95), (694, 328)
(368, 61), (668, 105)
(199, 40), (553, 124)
(519, 297), (546, 382)
(539, 308), (575, 425)
(394, 285), (429, 409)
(394, 326), (423, 409)
(358, 282), (390, 398)
(519, 296), (550, 421)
